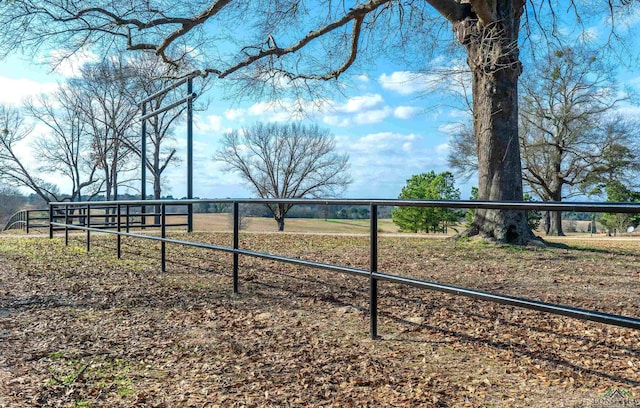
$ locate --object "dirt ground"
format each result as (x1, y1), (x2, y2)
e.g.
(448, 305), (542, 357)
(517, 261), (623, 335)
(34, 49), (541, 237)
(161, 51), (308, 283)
(1, 232), (639, 407)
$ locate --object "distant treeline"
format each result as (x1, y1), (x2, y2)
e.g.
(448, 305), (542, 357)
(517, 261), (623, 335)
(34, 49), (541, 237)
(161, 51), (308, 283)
(192, 202), (394, 220)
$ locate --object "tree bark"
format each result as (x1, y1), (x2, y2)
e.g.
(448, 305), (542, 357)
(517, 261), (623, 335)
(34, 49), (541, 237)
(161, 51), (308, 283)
(544, 211), (551, 235)
(544, 189), (565, 236)
(453, 2), (537, 245)
(548, 211), (564, 236)
(271, 203), (291, 231)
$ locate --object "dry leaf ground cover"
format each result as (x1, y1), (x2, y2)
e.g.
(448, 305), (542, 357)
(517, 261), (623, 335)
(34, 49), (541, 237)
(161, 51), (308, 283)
(1, 231), (639, 407)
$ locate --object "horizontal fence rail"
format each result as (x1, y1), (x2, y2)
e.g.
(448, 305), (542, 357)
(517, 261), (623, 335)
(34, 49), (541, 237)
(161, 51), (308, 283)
(47, 203), (189, 236)
(48, 198), (640, 338)
(2, 209), (49, 233)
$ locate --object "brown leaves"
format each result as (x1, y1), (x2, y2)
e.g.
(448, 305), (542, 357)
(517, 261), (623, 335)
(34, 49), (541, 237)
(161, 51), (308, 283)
(0, 234), (639, 406)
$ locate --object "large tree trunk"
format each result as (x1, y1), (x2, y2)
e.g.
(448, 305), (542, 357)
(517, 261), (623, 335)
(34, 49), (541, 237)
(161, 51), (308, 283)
(549, 211), (564, 236)
(547, 189), (565, 236)
(454, 2), (537, 245)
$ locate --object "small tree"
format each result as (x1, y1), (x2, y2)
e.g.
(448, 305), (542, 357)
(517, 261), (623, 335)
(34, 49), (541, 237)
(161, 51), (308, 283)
(392, 171), (461, 234)
(215, 122), (351, 231)
(599, 180), (640, 236)
(0, 184), (24, 227)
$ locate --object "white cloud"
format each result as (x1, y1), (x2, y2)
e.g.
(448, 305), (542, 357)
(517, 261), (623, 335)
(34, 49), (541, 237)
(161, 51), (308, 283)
(46, 49), (99, 78)
(378, 71), (434, 95)
(435, 143), (450, 154)
(379, 62), (471, 101)
(438, 122), (465, 135)
(336, 93), (383, 113)
(616, 103), (640, 119)
(348, 132), (417, 153)
(195, 114), (225, 133)
(339, 131), (451, 198)
(225, 108), (246, 121)
(393, 106), (422, 120)
(323, 115), (351, 127)
(224, 94), (393, 126)
(244, 100), (314, 122)
(353, 106), (392, 125)
(0, 76), (58, 105)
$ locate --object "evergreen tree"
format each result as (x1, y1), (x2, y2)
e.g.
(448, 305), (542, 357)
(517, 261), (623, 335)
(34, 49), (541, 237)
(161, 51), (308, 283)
(392, 171), (461, 233)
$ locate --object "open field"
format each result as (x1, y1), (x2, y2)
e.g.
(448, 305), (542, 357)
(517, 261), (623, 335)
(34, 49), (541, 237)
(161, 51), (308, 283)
(1, 230), (639, 407)
(191, 213), (403, 234)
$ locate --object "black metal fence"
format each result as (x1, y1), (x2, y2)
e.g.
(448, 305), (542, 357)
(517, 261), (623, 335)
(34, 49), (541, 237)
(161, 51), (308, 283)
(48, 198), (640, 338)
(2, 209), (49, 233)
(2, 205), (190, 234)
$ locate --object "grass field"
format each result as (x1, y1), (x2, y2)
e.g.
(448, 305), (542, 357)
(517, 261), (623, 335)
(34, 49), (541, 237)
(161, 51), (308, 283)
(191, 213), (403, 234)
(1, 225), (639, 407)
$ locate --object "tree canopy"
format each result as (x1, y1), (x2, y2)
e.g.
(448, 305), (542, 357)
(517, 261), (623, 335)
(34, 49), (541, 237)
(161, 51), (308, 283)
(599, 180), (640, 235)
(214, 122), (351, 231)
(1, 0), (638, 243)
(392, 171), (461, 233)
(449, 44), (640, 236)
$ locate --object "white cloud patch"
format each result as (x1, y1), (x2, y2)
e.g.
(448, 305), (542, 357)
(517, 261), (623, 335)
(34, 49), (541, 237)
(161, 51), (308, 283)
(0, 76), (58, 105)
(46, 49), (99, 78)
(225, 108), (246, 121)
(393, 106), (422, 120)
(219, 99), (325, 125)
(437, 122), (466, 136)
(435, 143), (450, 155)
(353, 106), (392, 125)
(194, 114), (225, 133)
(378, 71), (435, 95)
(336, 93), (383, 113)
(379, 61), (471, 101)
(616, 103), (640, 119)
(338, 131), (451, 198)
(323, 115), (351, 127)
(222, 94), (397, 128)
(628, 76), (640, 91)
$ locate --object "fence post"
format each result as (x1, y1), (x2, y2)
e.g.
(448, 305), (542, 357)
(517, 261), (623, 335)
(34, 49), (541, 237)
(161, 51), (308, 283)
(25, 210), (30, 234)
(117, 204), (122, 259)
(161, 203), (166, 272)
(187, 77), (194, 233)
(86, 204), (91, 252)
(126, 205), (130, 233)
(369, 203), (379, 339)
(233, 201), (239, 294)
(48, 204), (53, 239)
(64, 205), (69, 246)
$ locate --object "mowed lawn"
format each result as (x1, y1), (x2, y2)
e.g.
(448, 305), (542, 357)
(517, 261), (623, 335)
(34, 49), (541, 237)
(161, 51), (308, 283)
(1, 226), (639, 407)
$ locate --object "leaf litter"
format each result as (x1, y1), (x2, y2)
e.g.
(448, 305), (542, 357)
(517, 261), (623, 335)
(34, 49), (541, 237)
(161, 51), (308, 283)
(0, 233), (639, 407)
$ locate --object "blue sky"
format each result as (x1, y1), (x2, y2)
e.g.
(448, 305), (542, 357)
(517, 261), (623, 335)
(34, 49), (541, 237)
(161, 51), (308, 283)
(2, 6), (640, 202)
(0, 49), (473, 200)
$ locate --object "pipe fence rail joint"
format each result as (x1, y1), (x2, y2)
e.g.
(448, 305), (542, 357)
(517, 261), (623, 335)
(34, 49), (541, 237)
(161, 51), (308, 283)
(46, 198), (640, 338)
(138, 73), (198, 232)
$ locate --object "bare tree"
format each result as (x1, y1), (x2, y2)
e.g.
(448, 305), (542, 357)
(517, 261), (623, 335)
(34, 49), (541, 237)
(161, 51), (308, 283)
(215, 122), (351, 231)
(128, 55), (183, 202)
(0, 183), (25, 228)
(0, 105), (61, 202)
(125, 54), (211, 202)
(73, 58), (141, 202)
(24, 86), (103, 202)
(449, 45), (640, 236)
(0, 1), (637, 243)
